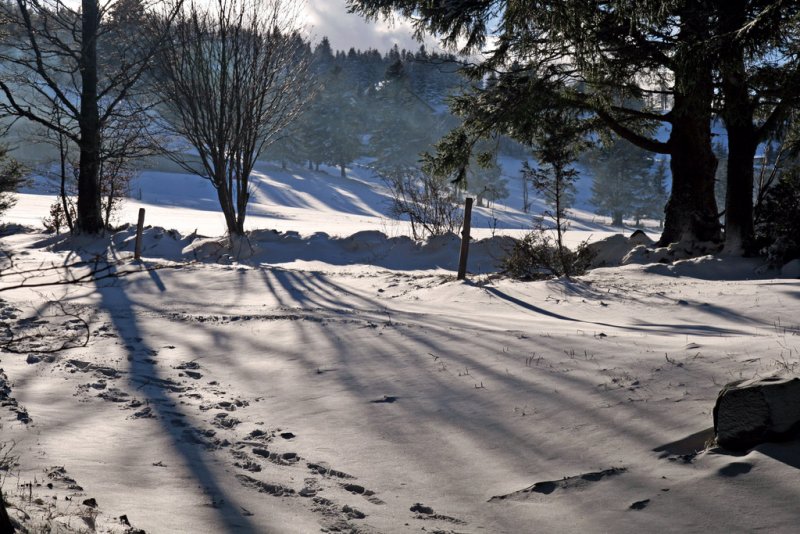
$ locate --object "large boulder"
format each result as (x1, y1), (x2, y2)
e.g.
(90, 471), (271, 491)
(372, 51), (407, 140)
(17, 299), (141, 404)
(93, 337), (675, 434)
(714, 376), (800, 451)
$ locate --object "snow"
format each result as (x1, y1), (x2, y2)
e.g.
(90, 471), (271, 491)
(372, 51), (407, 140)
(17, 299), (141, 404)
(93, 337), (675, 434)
(1, 160), (799, 533)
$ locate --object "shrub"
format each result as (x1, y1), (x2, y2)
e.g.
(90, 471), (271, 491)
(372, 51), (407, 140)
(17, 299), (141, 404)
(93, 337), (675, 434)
(383, 168), (463, 240)
(42, 199), (76, 234)
(502, 229), (594, 280)
(755, 166), (800, 264)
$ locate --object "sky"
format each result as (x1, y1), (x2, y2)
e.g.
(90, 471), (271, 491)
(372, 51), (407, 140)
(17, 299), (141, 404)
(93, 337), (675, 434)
(304, 0), (426, 52)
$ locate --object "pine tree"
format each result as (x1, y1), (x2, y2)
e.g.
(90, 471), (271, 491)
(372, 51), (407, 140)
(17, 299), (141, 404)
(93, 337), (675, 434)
(635, 158), (668, 228)
(588, 137), (654, 227)
(0, 146), (24, 217)
(368, 58), (439, 172)
(262, 127), (306, 169)
(466, 153), (508, 208)
(522, 108), (587, 262)
(350, 0), (723, 247)
(317, 66), (364, 177)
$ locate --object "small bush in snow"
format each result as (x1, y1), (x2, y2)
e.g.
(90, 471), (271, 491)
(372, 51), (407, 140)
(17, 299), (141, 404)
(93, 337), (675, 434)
(502, 229), (594, 280)
(755, 167), (800, 264)
(383, 168), (463, 240)
(42, 199), (76, 235)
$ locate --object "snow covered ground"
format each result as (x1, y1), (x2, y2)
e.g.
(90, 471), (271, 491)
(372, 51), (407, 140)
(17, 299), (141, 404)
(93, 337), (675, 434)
(1, 161), (799, 533)
(10, 159), (629, 243)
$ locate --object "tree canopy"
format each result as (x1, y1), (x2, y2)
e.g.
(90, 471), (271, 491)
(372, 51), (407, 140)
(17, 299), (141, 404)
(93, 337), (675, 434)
(348, 0), (800, 252)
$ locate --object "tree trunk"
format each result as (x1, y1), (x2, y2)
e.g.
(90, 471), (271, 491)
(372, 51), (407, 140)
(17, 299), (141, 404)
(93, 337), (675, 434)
(724, 124), (757, 254)
(104, 178), (116, 229)
(719, 0), (757, 255)
(0, 491), (13, 533)
(659, 8), (720, 246)
(75, 0), (103, 234)
(522, 176), (530, 213)
(59, 134), (74, 233)
(661, 111), (719, 245)
(215, 180), (239, 236)
(340, 164), (346, 178)
(235, 175), (248, 236)
(612, 211), (623, 227)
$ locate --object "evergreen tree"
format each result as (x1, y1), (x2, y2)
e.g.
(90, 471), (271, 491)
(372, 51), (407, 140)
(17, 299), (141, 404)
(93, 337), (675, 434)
(352, 0), (800, 254)
(712, 1), (800, 253)
(0, 146), (24, 217)
(312, 37), (335, 75)
(266, 38), (468, 179)
(368, 58), (439, 172)
(350, 0), (723, 247)
(466, 149), (508, 208)
(263, 127), (307, 169)
(317, 66), (364, 177)
(588, 137), (654, 227)
(635, 158), (668, 228)
(521, 108), (587, 262)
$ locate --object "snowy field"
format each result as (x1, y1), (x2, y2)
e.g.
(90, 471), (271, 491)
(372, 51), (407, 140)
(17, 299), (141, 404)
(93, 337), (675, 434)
(1, 162), (799, 533)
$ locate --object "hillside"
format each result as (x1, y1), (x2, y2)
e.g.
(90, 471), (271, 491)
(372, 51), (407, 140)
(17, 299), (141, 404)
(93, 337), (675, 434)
(0, 162), (798, 534)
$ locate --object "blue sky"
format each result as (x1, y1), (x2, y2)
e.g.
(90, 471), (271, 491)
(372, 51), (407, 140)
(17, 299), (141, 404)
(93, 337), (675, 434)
(305, 0), (424, 52)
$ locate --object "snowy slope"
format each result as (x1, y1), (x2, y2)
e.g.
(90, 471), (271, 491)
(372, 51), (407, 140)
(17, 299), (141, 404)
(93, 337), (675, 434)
(1, 160), (798, 534)
(10, 158), (642, 247)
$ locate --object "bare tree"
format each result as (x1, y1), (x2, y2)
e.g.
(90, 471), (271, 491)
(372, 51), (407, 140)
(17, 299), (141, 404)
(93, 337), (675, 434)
(151, 0), (312, 238)
(0, 0), (182, 234)
(40, 102), (152, 232)
(383, 168), (463, 240)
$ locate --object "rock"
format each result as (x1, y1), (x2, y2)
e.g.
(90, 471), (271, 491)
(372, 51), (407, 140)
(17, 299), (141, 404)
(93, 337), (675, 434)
(342, 505), (366, 519)
(588, 231), (656, 268)
(629, 229), (654, 246)
(587, 234), (632, 268)
(781, 259), (800, 278)
(623, 240), (721, 266)
(410, 503), (434, 515)
(714, 376), (800, 451)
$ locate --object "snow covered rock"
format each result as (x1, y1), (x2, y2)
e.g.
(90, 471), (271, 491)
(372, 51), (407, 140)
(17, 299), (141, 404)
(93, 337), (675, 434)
(714, 376), (800, 451)
(587, 231), (655, 267)
(183, 237), (229, 261)
(629, 229), (654, 246)
(623, 240), (720, 266)
(587, 234), (632, 267)
(340, 230), (388, 253)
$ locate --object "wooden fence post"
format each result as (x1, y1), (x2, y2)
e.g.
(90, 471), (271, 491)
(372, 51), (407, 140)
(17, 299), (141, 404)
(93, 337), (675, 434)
(457, 197), (474, 280)
(134, 208), (146, 260)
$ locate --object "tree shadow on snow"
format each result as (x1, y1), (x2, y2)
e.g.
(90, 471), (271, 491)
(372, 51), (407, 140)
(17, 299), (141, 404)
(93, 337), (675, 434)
(479, 284), (755, 336)
(85, 257), (260, 533)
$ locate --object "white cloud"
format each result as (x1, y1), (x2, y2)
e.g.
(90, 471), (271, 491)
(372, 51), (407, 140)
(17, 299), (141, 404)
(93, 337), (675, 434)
(304, 0), (427, 52)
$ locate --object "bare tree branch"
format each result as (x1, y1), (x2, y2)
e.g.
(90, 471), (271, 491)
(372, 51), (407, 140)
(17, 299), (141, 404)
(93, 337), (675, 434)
(150, 0), (312, 237)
